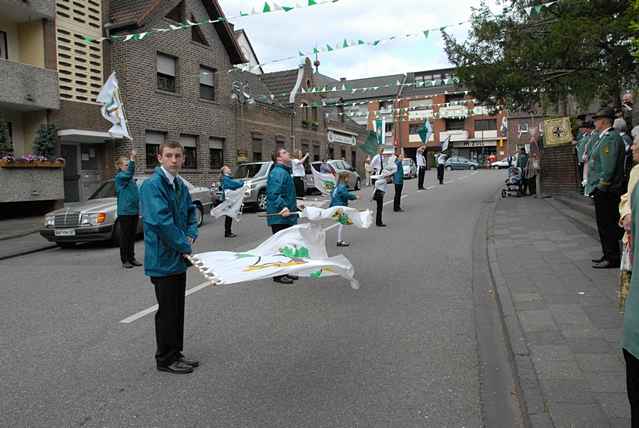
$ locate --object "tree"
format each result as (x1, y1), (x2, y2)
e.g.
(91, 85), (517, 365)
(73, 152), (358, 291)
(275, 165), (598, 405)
(33, 124), (57, 158)
(442, 0), (638, 113)
(632, 0), (639, 60)
(0, 120), (12, 156)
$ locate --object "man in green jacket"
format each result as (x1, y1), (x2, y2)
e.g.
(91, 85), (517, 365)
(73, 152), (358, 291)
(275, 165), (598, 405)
(590, 108), (626, 269)
(115, 150), (140, 269)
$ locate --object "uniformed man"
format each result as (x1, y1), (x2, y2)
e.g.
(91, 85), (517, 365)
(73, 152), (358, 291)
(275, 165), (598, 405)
(575, 121), (595, 187)
(114, 150), (141, 269)
(416, 146), (426, 190)
(393, 149), (404, 212)
(589, 108), (626, 269)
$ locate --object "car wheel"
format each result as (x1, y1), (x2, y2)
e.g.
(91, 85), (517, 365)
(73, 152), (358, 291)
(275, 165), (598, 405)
(355, 178), (361, 191)
(257, 190), (267, 211)
(195, 204), (204, 227)
(111, 220), (121, 247)
(56, 242), (75, 249)
(470, 165), (476, 170)
(446, 166), (453, 171)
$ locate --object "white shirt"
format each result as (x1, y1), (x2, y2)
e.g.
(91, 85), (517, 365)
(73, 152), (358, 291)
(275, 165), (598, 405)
(436, 154), (447, 166)
(291, 159), (306, 177)
(416, 152), (425, 167)
(160, 166), (176, 186)
(371, 154), (382, 171)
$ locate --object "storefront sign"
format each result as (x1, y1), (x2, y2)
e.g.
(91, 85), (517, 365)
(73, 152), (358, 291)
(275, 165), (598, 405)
(327, 130), (356, 145)
(453, 140), (497, 148)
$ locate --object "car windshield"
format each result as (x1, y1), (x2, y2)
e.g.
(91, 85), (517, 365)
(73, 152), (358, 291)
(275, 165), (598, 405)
(234, 163), (268, 179)
(402, 160), (412, 165)
(89, 181), (116, 199)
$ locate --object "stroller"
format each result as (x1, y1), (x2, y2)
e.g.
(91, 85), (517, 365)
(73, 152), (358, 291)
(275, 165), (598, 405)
(501, 166), (523, 198)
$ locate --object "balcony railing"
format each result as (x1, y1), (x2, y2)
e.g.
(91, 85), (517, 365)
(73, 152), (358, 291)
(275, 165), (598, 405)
(440, 130), (469, 142)
(409, 109), (434, 121)
(438, 105), (469, 119)
(1, 0), (55, 22)
(0, 60), (59, 110)
(473, 130), (498, 139)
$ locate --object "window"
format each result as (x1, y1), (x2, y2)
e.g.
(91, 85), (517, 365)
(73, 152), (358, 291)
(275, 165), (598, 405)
(252, 139), (262, 161)
(166, 1), (185, 22)
(475, 119), (497, 131)
(445, 93), (465, 104)
(312, 107), (319, 122)
(180, 135), (198, 169)
(199, 66), (216, 100)
(340, 148), (346, 160)
(145, 131), (165, 168)
(191, 15), (209, 45)
(445, 119), (465, 131)
(517, 123), (529, 134)
(157, 53), (177, 93)
(0, 31), (7, 59)
(328, 145), (335, 159)
(385, 123), (393, 133)
(409, 124), (421, 135)
(209, 137), (224, 169)
(312, 144), (320, 161)
(80, 144), (98, 170)
(301, 102), (309, 122)
(351, 150), (356, 168)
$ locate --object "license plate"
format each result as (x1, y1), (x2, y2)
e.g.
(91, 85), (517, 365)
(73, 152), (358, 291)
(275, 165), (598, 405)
(55, 229), (76, 237)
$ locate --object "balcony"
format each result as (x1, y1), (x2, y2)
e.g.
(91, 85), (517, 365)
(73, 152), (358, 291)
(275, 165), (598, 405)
(0, 59), (59, 111)
(409, 109), (433, 121)
(0, 0), (55, 22)
(438, 105), (469, 119)
(440, 130), (469, 142)
(473, 130), (498, 139)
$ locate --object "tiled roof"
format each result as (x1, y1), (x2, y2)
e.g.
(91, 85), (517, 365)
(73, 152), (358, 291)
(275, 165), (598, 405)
(331, 73), (405, 101)
(259, 69), (301, 105)
(230, 70), (286, 108)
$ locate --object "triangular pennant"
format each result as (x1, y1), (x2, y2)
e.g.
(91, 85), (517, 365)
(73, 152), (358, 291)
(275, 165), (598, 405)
(423, 30), (430, 38)
(240, 11), (249, 16)
(358, 40), (365, 45)
(342, 39), (349, 48)
(326, 44), (334, 51)
(251, 7), (258, 15)
(372, 40), (381, 46)
(283, 5), (294, 12)
(272, 2), (283, 11)
(263, 2), (272, 12)
(308, 0), (317, 5)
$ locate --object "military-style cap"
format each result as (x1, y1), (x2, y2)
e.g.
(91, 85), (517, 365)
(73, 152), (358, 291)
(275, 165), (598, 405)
(592, 107), (615, 120)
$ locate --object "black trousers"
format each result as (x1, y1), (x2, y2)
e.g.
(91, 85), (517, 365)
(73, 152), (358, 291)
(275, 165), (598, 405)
(394, 183), (403, 211)
(418, 166), (426, 189)
(624, 349), (639, 427)
(118, 215), (138, 263)
(373, 190), (384, 225)
(593, 189), (623, 263)
(271, 224), (293, 279)
(224, 216), (233, 235)
(151, 272), (186, 367)
(437, 164), (445, 184)
(293, 177), (305, 198)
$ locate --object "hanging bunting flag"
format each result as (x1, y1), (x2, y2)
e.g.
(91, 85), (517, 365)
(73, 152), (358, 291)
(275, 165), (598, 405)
(263, 2), (272, 13)
(423, 30), (430, 38)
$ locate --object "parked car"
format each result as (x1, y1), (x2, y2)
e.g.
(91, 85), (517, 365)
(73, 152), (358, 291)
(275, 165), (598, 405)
(444, 156), (480, 171)
(40, 176), (212, 248)
(490, 159), (510, 169)
(310, 159), (361, 191)
(226, 161), (273, 211)
(402, 158), (417, 179)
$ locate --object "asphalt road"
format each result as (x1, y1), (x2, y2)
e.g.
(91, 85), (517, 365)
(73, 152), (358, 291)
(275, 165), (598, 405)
(1, 169), (510, 427)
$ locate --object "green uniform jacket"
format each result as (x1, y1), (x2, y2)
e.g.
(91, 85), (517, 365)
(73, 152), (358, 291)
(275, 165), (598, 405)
(589, 129), (625, 194)
(624, 184), (639, 358)
(575, 134), (588, 162)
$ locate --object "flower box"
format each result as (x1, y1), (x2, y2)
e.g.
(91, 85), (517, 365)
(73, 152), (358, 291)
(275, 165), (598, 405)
(0, 158), (65, 169)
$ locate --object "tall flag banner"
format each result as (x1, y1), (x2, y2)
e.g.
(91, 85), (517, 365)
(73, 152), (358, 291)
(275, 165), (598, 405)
(96, 72), (131, 140)
(311, 166), (337, 195)
(543, 117), (572, 147)
(210, 185), (249, 222)
(374, 118), (386, 145)
(302, 206), (373, 229)
(418, 119), (433, 144)
(441, 136), (451, 152)
(358, 131), (380, 156)
(189, 223), (359, 289)
(500, 117), (509, 137)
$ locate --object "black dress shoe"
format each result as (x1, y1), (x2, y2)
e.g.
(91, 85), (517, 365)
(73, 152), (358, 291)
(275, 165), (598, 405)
(592, 260), (620, 269)
(130, 259), (143, 266)
(376, 223), (387, 227)
(225, 233), (237, 238)
(287, 275), (299, 280)
(122, 261), (134, 269)
(273, 276), (294, 284)
(591, 256), (605, 263)
(178, 356), (200, 367)
(394, 209), (404, 212)
(157, 360), (193, 374)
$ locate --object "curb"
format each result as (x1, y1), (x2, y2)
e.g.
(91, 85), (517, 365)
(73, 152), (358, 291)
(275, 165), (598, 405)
(485, 194), (551, 427)
(0, 228), (43, 241)
(0, 233), (57, 261)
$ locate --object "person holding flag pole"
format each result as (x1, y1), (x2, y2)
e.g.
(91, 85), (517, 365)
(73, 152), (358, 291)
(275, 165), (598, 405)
(219, 165), (244, 238)
(330, 172), (358, 247)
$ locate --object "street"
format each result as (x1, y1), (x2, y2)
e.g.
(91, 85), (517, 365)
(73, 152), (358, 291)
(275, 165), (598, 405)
(1, 170), (511, 427)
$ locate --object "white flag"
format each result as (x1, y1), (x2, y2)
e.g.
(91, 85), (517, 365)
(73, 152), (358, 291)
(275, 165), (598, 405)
(190, 223), (359, 289)
(311, 166), (337, 195)
(97, 72), (131, 140)
(210, 184), (248, 222)
(441, 136), (451, 153)
(302, 206), (372, 229)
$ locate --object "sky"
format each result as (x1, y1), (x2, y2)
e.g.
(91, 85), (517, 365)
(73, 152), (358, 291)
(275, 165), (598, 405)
(218, 0), (501, 80)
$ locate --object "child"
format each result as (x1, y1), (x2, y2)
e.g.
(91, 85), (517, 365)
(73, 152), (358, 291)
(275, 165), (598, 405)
(330, 172), (358, 246)
(220, 165), (244, 238)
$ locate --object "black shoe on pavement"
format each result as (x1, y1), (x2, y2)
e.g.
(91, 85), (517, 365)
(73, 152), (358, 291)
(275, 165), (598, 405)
(122, 261), (134, 269)
(591, 256), (605, 263)
(273, 276), (294, 284)
(376, 223), (387, 227)
(178, 355), (200, 367)
(130, 259), (143, 267)
(394, 209), (404, 212)
(225, 233), (237, 238)
(592, 260), (620, 269)
(287, 275), (299, 280)
(157, 360), (194, 374)
(336, 240), (351, 247)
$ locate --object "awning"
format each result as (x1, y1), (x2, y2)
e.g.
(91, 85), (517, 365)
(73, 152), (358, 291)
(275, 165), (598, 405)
(57, 129), (122, 144)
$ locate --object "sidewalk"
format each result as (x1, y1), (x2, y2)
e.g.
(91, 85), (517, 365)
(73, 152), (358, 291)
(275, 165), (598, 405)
(489, 195), (629, 428)
(0, 216), (56, 260)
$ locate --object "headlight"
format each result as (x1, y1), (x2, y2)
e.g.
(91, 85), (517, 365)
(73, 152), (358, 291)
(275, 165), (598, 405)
(81, 212), (107, 226)
(45, 215), (55, 227)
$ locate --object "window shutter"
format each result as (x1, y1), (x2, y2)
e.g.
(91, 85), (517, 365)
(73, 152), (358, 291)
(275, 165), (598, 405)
(180, 135), (197, 148)
(157, 54), (176, 76)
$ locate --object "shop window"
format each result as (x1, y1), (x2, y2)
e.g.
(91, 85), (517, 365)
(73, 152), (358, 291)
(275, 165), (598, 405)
(157, 53), (177, 93)
(209, 137), (224, 169)
(180, 135), (198, 169)
(199, 66), (216, 100)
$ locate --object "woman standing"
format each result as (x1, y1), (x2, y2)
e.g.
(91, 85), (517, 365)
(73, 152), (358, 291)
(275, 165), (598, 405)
(330, 172), (358, 246)
(364, 156), (372, 187)
(291, 150), (309, 199)
(220, 165), (244, 238)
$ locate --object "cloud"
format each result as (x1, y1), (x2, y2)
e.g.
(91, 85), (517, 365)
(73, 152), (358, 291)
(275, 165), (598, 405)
(219, 0), (499, 79)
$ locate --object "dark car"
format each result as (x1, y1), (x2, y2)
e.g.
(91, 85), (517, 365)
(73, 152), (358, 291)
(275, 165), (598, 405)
(444, 157), (480, 171)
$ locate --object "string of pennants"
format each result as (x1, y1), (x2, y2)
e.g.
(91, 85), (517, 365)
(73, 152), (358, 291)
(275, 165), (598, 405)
(81, 0), (341, 44)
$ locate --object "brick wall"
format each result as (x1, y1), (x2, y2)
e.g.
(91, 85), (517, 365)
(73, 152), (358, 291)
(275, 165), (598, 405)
(541, 144), (579, 194)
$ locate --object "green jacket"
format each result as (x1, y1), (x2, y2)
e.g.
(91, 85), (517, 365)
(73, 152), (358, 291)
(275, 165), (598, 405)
(575, 134), (589, 162)
(624, 184), (639, 358)
(589, 128), (625, 193)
